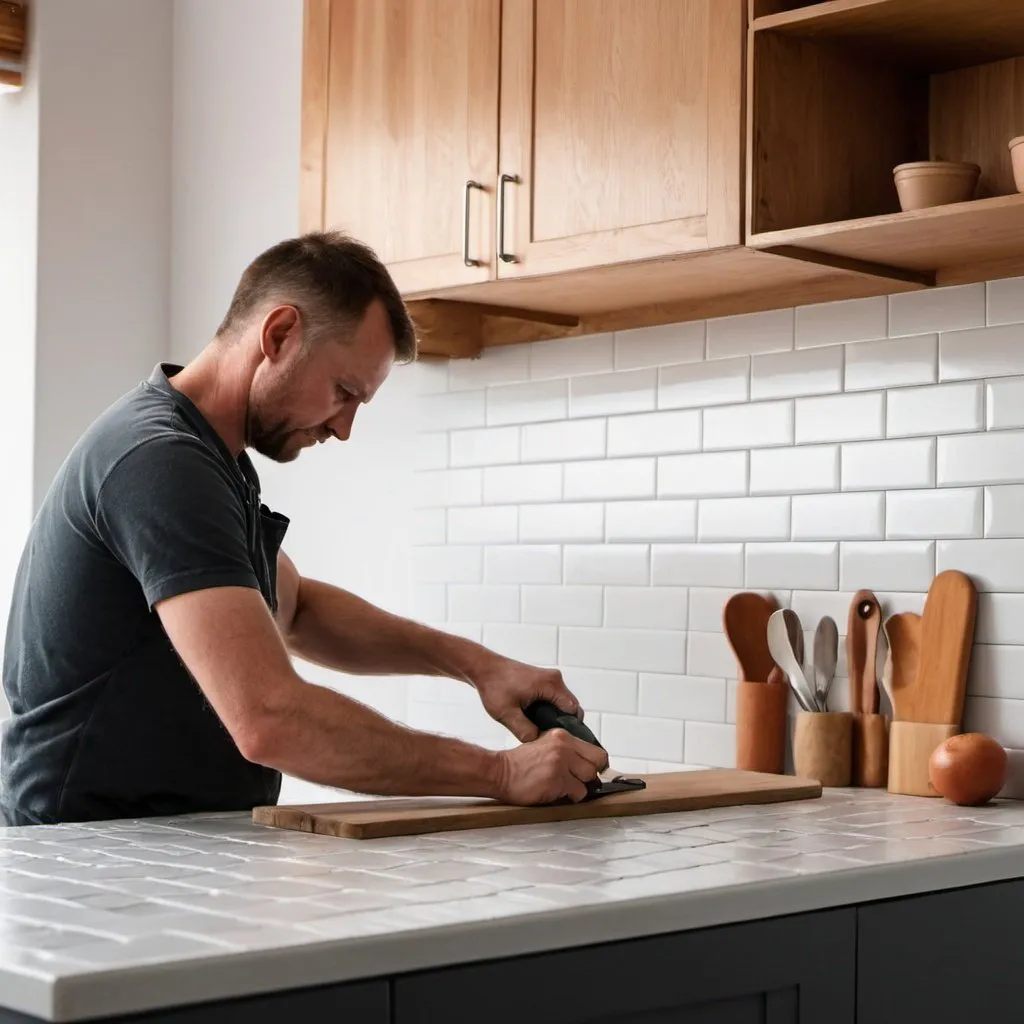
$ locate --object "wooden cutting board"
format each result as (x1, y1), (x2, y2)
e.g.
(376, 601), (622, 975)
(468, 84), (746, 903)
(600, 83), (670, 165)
(252, 770), (823, 840)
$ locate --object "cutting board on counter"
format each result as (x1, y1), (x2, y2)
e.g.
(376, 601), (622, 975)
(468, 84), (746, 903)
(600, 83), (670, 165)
(252, 769), (822, 840)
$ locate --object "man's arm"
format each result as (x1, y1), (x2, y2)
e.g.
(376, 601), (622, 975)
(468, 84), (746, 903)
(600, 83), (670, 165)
(275, 550), (583, 741)
(156, 584), (606, 803)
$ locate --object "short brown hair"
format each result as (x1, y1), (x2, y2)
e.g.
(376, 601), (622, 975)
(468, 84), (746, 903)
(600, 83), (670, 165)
(216, 231), (417, 363)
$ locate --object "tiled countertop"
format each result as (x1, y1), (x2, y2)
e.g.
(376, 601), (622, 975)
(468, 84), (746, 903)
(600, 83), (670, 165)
(4, 791), (1024, 1021)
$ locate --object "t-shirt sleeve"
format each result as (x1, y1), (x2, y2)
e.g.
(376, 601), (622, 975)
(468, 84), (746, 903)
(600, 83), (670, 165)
(94, 435), (261, 609)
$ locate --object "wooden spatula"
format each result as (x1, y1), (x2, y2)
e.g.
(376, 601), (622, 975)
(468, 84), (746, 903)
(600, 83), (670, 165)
(723, 592), (779, 683)
(915, 570), (978, 726)
(885, 612), (922, 721)
(846, 590), (881, 714)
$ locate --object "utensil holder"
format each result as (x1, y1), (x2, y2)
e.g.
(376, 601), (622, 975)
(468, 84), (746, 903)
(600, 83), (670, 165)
(888, 721), (959, 797)
(853, 713), (889, 788)
(735, 680), (789, 775)
(793, 711), (852, 788)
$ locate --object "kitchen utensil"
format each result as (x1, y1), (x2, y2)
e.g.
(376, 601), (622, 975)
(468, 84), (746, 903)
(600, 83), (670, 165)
(723, 592), (779, 682)
(929, 733), (1007, 806)
(884, 611), (921, 721)
(524, 701), (645, 799)
(767, 609), (817, 712)
(1011, 136), (1024, 193)
(846, 590), (881, 715)
(915, 569), (978, 726)
(736, 680), (789, 775)
(812, 615), (838, 712)
(793, 711), (852, 788)
(876, 618), (893, 717)
(893, 160), (980, 211)
(254, 770), (823, 840)
(888, 721), (958, 797)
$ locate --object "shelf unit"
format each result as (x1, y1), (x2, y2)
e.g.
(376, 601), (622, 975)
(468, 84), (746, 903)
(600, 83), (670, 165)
(747, 0), (1024, 280)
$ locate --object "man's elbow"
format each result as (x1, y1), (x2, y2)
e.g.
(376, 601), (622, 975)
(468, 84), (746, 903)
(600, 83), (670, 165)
(230, 689), (297, 766)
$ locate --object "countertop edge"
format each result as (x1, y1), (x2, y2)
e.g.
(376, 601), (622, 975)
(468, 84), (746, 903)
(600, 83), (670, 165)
(16, 844), (1018, 1023)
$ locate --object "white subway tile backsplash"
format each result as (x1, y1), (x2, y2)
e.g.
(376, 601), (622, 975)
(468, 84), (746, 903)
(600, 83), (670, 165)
(886, 382), (983, 437)
(447, 506), (518, 544)
(889, 284), (985, 337)
(703, 401), (794, 450)
(560, 667), (639, 714)
(976, 594), (1024, 645)
(413, 508), (447, 545)
(602, 714), (685, 762)
(605, 586), (688, 630)
(988, 277), (1024, 327)
(746, 543), (838, 590)
(792, 492), (884, 541)
(687, 631), (740, 678)
(936, 540), (1024, 592)
(412, 358), (450, 395)
(689, 588), (746, 632)
(419, 390), (486, 432)
(698, 496), (791, 541)
(605, 500), (698, 542)
(964, 696), (1024, 749)
(415, 468), (483, 508)
(887, 488), (983, 540)
(652, 544), (744, 587)
(842, 437), (935, 491)
(987, 377), (1024, 431)
(487, 379), (567, 426)
(844, 335), (937, 392)
(940, 324), (1024, 381)
(607, 409), (701, 457)
(796, 295), (887, 349)
(484, 464), (562, 504)
(560, 628), (686, 674)
(416, 433), (449, 471)
(795, 392), (884, 444)
(522, 586), (603, 626)
(448, 585), (520, 623)
(789, 590), (856, 631)
(522, 419), (605, 462)
(449, 344), (530, 391)
(968, 645), (1024, 700)
(485, 546), (561, 584)
(449, 425), (520, 468)
(529, 333), (614, 380)
(684, 722), (736, 768)
(938, 431), (1024, 486)
(659, 451), (748, 497)
(839, 541), (935, 592)
(564, 457), (656, 500)
(751, 346), (843, 400)
(520, 502), (604, 543)
(615, 321), (706, 370)
(570, 369), (656, 418)
(412, 584), (446, 622)
(749, 445), (839, 495)
(482, 624), (558, 666)
(658, 357), (749, 409)
(986, 485), (1024, 538)
(707, 308), (795, 359)
(565, 545), (649, 585)
(639, 674), (726, 723)
(413, 546), (482, 584)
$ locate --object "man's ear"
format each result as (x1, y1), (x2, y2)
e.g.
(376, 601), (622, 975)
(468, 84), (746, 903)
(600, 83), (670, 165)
(259, 305), (301, 361)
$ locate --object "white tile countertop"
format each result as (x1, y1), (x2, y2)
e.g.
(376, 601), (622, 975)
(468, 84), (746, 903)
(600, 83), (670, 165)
(5, 790), (1024, 1022)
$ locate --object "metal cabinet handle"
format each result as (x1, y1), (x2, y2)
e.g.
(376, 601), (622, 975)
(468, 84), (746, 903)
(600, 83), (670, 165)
(462, 180), (483, 267)
(497, 172), (520, 263)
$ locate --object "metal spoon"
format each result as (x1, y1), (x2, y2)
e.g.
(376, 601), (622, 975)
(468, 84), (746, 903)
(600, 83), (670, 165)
(767, 609), (817, 712)
(813, 616), (838, 712)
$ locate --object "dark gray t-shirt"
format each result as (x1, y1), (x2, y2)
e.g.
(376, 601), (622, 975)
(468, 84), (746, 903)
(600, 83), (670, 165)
(1, 363), (289, 825)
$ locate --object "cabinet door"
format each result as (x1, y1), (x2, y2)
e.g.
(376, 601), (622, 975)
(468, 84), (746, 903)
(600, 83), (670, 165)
(310, 0), (500, 293)
(496, 0), (743, 279)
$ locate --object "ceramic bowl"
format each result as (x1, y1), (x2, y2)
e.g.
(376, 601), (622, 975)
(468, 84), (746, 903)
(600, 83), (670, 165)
(893, 160), (980, 212)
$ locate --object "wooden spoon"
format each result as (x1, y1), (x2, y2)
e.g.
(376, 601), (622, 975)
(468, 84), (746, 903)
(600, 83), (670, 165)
(846, 590), (881, 715)
(885, 612), (922, 721)
(722, 592), (779, 683)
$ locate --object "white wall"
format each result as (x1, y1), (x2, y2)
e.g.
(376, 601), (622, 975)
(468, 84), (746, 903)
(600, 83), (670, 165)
(170, 0), (421, 804)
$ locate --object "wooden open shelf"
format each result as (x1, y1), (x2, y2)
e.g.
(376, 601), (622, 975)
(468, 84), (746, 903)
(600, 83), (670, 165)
(752, 0), (1024, 72)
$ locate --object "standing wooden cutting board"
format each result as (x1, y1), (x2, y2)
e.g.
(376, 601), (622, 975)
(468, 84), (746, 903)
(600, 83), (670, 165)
(252, 770), (822, 840)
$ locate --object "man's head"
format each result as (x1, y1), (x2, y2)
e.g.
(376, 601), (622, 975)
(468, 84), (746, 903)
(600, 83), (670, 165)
(216, 231), (417, 463)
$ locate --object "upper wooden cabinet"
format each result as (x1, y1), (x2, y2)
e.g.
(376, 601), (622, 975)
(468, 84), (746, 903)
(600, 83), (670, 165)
(302, 0), (743, 290)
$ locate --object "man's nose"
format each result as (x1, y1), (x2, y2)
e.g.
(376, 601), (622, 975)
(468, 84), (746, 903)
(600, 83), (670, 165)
(327, 404), (358, 442)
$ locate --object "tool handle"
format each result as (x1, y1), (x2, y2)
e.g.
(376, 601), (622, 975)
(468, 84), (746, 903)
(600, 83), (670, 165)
(523, 700), (603, 749)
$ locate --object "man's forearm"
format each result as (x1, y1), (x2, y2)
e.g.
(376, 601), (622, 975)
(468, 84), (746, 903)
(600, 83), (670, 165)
(285, 576), (497, 682)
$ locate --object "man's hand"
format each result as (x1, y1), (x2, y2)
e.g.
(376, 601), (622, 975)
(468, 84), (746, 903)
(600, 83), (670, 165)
(472, 656), (583, 741)
(496, 730), (608, 805)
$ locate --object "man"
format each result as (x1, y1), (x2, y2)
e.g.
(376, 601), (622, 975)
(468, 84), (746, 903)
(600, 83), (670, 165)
(1, 231), (606, 826)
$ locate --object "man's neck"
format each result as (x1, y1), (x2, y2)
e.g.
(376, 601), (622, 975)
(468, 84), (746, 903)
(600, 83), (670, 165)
(168, 344), (250, 456)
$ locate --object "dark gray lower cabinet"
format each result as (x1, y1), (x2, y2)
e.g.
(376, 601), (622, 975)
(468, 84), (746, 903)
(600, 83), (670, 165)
(393, 909), (857, 1024)
(857, 878), (1024, 1023)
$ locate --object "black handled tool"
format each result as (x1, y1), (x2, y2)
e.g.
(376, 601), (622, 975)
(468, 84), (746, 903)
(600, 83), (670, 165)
(524, 700), (646, 800)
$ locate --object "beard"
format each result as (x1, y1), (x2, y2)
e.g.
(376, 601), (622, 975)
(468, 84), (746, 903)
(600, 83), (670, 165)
(245, 361), (310, 463)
